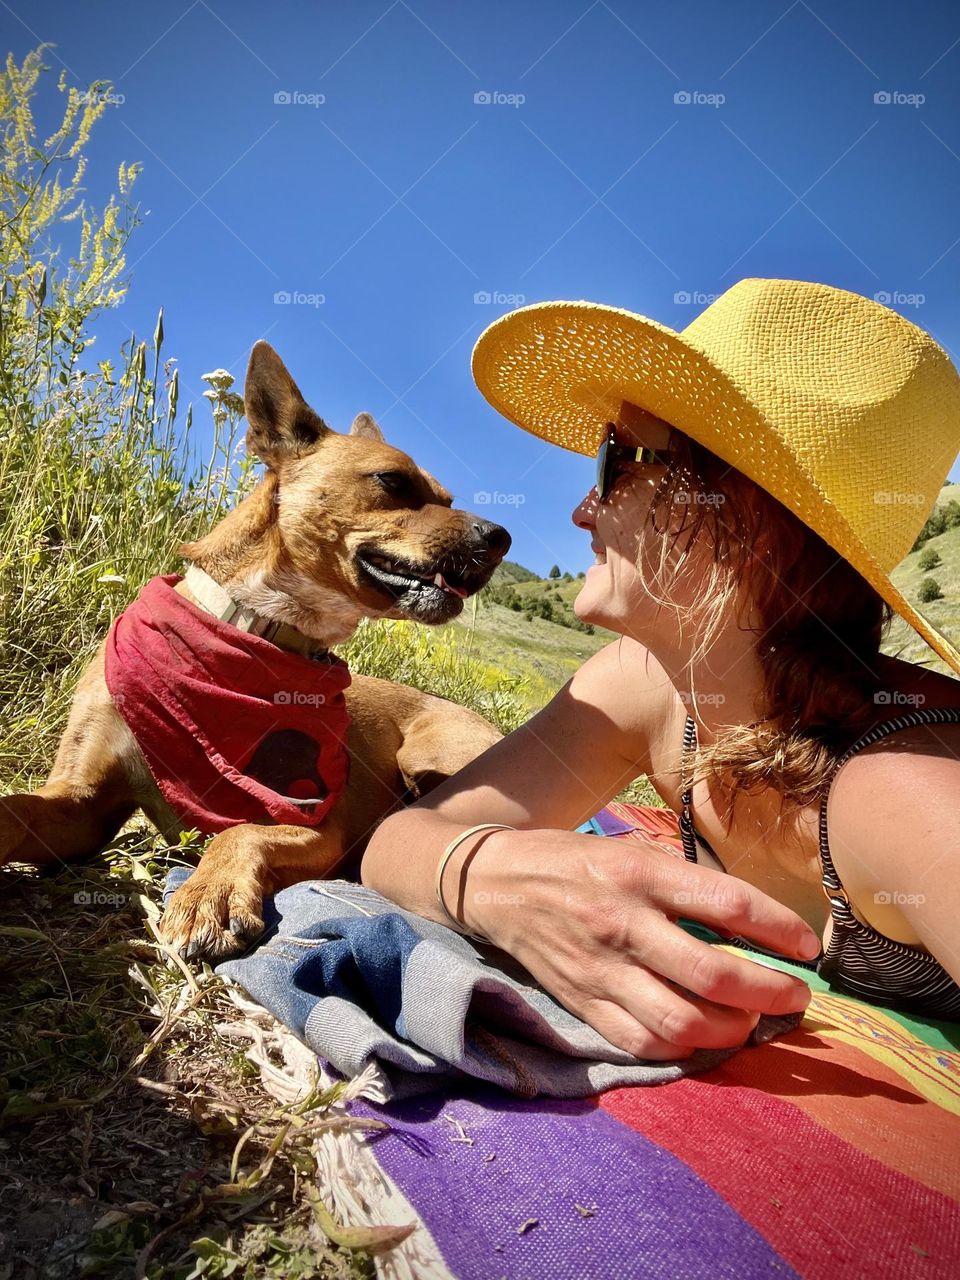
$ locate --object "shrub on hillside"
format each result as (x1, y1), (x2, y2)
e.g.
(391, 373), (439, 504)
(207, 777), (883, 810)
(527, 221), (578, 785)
(918, 577), (944, 604)
(912, 499), (960, 551)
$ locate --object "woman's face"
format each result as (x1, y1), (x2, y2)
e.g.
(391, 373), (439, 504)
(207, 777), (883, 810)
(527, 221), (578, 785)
(571, 415), (691, 637)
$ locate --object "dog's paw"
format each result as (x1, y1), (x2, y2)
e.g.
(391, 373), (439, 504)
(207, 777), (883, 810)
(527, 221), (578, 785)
(161, 871), (265, 962)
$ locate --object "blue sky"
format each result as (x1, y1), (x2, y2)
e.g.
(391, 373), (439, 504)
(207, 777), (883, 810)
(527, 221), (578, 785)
(5, 0), (960, 575)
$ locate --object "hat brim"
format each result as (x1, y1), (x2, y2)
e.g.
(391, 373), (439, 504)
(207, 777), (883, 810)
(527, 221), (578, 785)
(471, 300), (960, 679)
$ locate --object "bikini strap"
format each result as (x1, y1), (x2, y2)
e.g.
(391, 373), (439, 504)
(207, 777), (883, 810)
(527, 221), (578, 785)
(819, 705), (960, 905)
(679, 714), (700, 863)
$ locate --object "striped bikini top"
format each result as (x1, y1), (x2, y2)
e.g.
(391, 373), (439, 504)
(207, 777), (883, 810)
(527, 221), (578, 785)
(679, 707), (960, 1022)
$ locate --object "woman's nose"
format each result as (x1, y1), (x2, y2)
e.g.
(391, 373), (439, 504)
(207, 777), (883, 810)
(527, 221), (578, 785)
(572, 488), (598, 530)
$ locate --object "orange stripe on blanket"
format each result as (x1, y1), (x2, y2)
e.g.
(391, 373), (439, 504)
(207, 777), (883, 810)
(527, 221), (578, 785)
(707, 950), (960, 1116)
(600, 1074), (960, 1280)
(693, 1027), (960, 1201)
(802, 992), (960, 1114)
(607, 800), (684, 849)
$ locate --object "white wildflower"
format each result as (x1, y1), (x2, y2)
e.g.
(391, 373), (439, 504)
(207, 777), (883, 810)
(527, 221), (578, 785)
(201, 368), (235, 391)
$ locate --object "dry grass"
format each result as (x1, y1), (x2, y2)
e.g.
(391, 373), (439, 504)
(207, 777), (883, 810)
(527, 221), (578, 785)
(0, 828), (379, 1279)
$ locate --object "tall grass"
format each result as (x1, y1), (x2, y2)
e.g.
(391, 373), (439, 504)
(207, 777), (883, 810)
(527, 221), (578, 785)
(0, 49), (528, 792)
(341, 618), (532, 733)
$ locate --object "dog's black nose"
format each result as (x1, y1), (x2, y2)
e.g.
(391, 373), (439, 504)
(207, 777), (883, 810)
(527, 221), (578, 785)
(471, 520), (512, 556)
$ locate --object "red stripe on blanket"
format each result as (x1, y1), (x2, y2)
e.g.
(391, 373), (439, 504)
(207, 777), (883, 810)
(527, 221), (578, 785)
(600, 1071), (960, 1280)
(705, 1030), (960, 1200)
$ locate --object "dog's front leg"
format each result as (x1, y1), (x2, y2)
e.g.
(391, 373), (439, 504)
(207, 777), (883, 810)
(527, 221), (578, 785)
(161, 817), (346, 961)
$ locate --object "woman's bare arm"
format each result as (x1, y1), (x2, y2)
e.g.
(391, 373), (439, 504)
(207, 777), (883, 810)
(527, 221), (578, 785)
(361, 638), (821, 1059)
(361, 637), (660, 914)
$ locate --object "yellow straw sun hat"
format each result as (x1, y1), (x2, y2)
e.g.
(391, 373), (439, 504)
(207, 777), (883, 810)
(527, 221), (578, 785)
(471, 277), (960, 679)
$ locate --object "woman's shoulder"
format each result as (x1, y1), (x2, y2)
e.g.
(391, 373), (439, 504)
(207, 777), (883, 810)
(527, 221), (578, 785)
(837, 657), (960, 777)
(870, 653), (960, 718)
(824, 660), (960, 947)
(565, 638), (680, 774)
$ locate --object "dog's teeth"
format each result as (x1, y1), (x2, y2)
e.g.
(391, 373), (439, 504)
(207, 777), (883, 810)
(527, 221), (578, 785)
(434, 572), (444, 587)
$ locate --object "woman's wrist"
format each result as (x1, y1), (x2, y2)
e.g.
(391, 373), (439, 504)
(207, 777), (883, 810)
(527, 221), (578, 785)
(435, 823), (514, 940)
(456, 825), (524, 943)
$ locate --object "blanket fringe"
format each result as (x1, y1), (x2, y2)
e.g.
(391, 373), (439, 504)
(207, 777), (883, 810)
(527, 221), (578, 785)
(217, 983), (453, 1280)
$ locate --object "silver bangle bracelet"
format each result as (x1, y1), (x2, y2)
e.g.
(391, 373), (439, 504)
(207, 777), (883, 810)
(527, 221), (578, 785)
(435, 823), (516, 943)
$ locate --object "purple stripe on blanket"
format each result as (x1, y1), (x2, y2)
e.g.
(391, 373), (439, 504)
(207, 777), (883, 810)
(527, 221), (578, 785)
(581, 808), (637, 836)
(353, 1085), (797, 1280)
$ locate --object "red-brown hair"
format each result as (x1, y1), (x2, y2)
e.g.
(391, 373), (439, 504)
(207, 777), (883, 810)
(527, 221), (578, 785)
(636, 429), (894, 818)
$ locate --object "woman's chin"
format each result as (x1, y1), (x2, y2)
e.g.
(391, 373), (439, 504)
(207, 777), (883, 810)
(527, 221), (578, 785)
(574, 568), (615, 628)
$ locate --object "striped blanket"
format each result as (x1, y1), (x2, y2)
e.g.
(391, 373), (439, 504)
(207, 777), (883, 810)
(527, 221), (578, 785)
(216, 801), (960, 1278)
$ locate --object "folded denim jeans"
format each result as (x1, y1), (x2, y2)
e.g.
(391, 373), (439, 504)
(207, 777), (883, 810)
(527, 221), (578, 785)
(163, 870), (799, 1099)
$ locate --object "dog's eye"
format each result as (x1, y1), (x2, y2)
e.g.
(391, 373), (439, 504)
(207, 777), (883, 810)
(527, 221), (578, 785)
(373, 471), (412, 499)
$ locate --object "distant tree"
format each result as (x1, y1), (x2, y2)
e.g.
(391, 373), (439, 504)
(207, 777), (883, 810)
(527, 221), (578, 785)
(548, 564), (561, 579)
(562, 571), (573, 582)
(918, 576), (944, 604)
(918, 546), (942, 572)
(577, 570), (586, 579)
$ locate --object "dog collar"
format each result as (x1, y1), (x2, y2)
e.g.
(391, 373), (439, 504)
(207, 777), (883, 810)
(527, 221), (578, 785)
(183, 564), (331, 661)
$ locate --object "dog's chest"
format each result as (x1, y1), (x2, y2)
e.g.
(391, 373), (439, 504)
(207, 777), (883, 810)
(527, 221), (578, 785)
(104, 574), (353, 835)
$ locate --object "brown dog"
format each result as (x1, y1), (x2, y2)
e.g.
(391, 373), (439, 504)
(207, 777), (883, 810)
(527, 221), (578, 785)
(0, 342), (510, 959)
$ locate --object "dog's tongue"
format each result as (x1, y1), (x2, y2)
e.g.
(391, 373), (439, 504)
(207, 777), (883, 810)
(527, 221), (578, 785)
(433, 571), (468, 599)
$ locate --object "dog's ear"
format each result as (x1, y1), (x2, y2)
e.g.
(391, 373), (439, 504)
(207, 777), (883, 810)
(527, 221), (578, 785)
(244, 341), (331, 466)
(349, 412), (384, 442)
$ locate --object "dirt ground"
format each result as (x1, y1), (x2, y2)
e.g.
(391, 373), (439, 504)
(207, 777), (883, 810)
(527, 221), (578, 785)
(0, 829), (375, 1279)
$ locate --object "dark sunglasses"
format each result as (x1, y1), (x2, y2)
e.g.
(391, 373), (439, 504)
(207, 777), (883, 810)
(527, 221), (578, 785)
(595, 422), (673, 501)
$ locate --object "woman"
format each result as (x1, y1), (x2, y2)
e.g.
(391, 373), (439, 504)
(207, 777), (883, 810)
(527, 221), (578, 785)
(361, 277), (960, 1058)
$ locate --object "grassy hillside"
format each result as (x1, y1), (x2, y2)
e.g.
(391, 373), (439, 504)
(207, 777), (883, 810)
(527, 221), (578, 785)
(421, 563), (618, 715)
(883, 482), (960, 673)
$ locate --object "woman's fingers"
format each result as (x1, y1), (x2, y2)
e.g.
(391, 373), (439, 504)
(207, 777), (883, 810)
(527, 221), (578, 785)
(628, 922), (812, 1018)
(577, 995), (697, 1062)
(582, 962), (765, 1058)
(652, 856), (823, 963)
(606, 965), (765, 1050)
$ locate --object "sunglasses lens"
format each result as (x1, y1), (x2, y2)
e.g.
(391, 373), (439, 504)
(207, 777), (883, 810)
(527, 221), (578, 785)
(596, 431), (615, 500)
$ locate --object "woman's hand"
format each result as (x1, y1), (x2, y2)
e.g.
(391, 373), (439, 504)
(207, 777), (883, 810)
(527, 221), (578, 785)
(461, 826), (821, 1060)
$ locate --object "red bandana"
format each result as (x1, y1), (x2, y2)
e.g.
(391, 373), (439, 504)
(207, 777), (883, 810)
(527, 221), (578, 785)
(104, 575), (351, 835)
